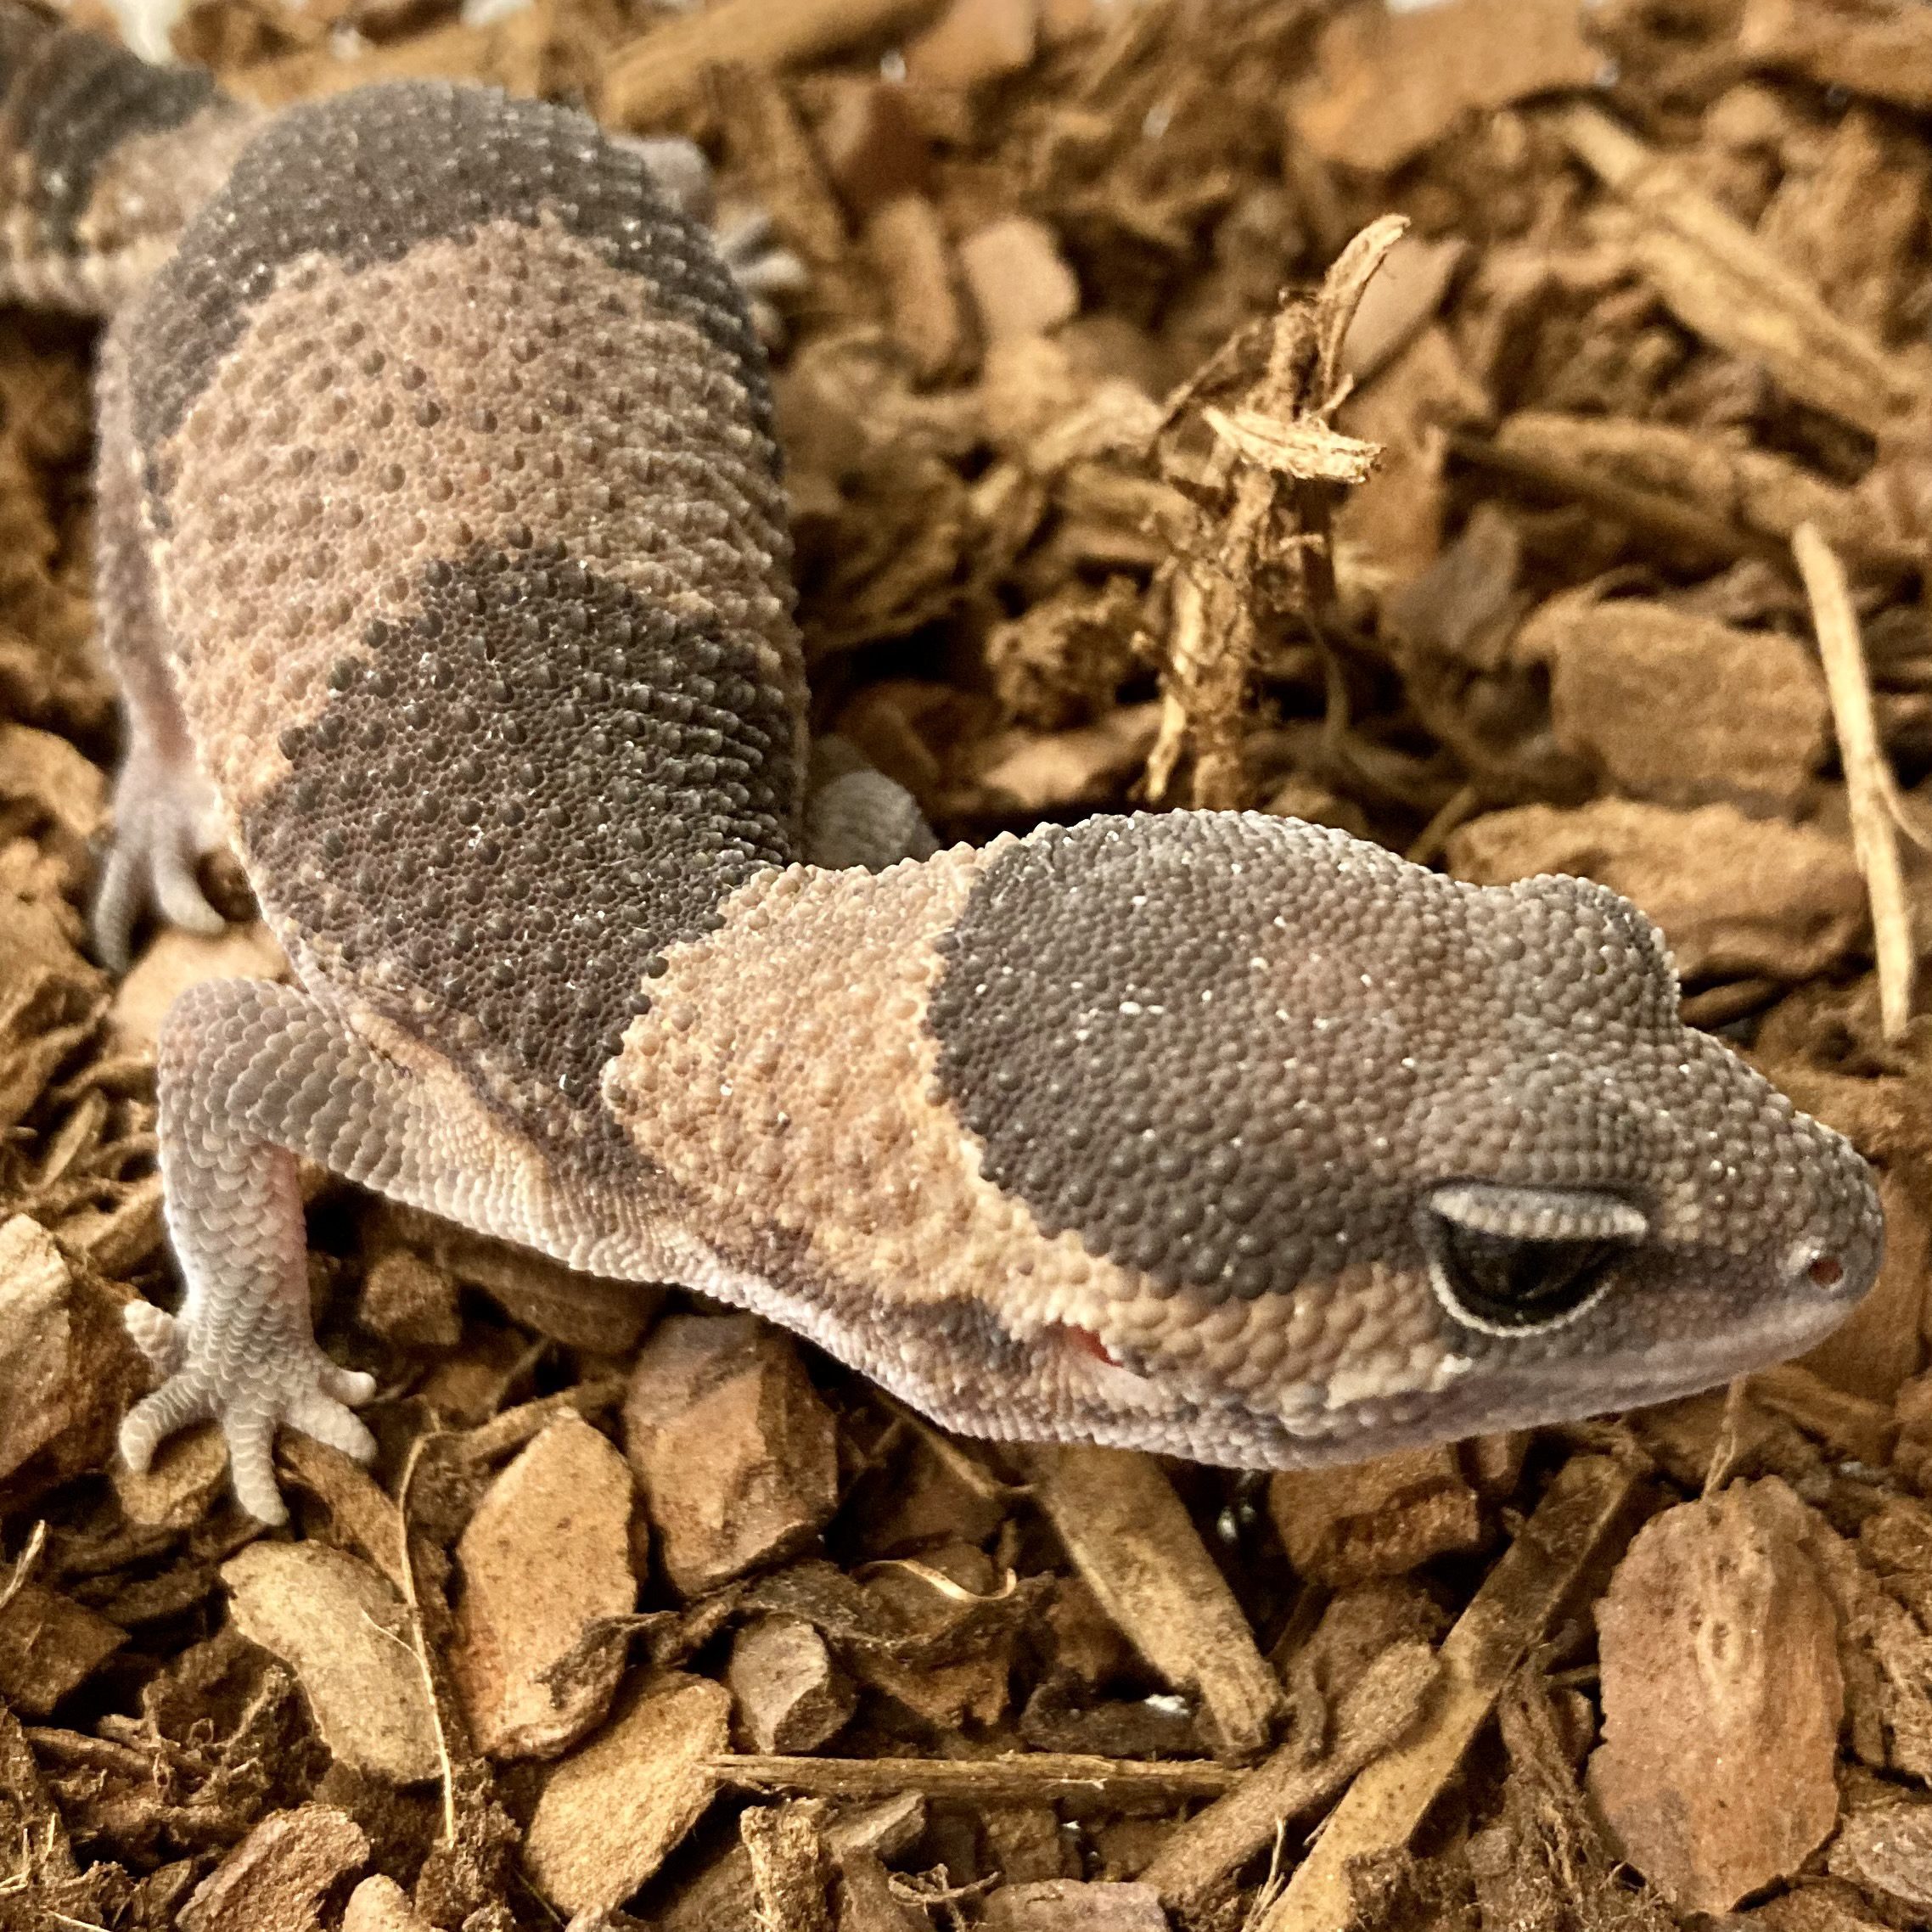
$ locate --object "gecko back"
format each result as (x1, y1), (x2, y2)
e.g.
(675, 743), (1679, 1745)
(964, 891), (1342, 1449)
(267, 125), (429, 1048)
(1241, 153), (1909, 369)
(115, 81), (808, 1162)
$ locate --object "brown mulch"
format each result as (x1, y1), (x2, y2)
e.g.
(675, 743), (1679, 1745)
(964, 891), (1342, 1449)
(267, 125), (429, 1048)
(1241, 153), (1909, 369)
(6, 0), (1932, 1926)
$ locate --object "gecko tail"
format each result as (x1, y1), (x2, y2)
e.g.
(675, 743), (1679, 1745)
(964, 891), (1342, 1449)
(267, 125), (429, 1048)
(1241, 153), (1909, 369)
(0, 0), (257, 315)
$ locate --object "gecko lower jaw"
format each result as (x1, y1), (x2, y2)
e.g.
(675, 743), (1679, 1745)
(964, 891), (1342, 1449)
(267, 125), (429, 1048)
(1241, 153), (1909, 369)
(1159, 1293), (1867, 1469)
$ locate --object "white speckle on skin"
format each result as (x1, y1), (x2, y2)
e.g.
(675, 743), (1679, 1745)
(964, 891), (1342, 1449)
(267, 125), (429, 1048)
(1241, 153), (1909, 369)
(1323, 1362), (1401, 1408)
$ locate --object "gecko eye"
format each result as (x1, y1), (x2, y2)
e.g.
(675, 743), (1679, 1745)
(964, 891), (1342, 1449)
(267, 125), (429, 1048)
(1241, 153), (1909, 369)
(1431, 1223), (1617, 1331)
(1422, 1182), (1646, 1335)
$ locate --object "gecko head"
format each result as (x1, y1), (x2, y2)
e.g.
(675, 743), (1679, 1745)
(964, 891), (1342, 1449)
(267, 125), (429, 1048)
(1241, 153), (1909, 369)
(912, 812), (1884, 1469)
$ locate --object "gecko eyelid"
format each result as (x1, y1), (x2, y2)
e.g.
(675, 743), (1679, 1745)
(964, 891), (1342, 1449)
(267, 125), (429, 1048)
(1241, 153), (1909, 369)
(1427, 1181), (1648, 1244)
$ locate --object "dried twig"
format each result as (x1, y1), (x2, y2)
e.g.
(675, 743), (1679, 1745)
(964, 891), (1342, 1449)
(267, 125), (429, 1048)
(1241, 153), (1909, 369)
(396, 1431), (459, 1849)
(1449, 430), (1764, 570)
(1479, 413), (1914, 574)
(1022, 1445), (1285, 1760)
(1141, 1640), (1438, 1918)
(1792, 521), (1917, 1041)
(0, 1523), (47, 1620)
(1702, 1375), (1754, 1497)
(1253, 1456), (1646, 1932)
(709, 1752), (1241, 1802)
(1145, 216), (1402, 807)
(1551, 103), (1930, 438)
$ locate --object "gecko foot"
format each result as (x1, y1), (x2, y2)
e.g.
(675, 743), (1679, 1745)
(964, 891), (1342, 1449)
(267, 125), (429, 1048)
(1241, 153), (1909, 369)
(713, 208), (808, 337)
(119, 1300), (377, 1525)
(609, 134), (807, 341)
(93, 727), (228, 972)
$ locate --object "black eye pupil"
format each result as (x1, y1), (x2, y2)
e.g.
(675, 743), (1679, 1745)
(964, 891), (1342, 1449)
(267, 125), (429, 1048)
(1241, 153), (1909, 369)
(1435, 1224), (1616, 1329)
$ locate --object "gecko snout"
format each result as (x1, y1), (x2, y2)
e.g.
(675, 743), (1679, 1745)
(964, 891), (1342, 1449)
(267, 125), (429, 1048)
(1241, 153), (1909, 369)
(1783, 1195), (1883, 1314)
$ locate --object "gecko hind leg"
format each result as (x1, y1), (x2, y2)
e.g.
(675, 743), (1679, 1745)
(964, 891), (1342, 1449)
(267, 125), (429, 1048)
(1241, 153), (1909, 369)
(92, 314), (228, 971)
(804, 735), (939, 872)
(607, 134), (806, 341)
(122, 976), (413, 1522)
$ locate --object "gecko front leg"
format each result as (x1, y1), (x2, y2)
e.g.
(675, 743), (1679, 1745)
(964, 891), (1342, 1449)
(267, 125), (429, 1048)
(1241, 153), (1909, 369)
(123, 977), (383, 1521)
(125, 971), (683, 1522)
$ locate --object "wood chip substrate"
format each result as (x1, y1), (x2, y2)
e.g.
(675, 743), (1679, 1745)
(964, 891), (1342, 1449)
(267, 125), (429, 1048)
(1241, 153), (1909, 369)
(6, 0), (1932, 1925)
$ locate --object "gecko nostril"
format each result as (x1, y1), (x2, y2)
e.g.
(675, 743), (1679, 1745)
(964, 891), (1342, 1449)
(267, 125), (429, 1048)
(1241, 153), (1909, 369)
(1807, 1255), (1846, 1290)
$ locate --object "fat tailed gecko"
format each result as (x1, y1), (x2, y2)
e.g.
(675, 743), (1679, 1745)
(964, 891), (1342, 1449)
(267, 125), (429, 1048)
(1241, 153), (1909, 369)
(0, 3), (1883, 1522)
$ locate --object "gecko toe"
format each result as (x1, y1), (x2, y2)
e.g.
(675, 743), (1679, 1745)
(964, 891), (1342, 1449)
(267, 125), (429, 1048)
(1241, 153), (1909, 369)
(120, 1374), (208, 1474)
(285, 1389), (378, 1462)
(319, 1363), (378, 1407)
(122, 1299), (184, 1374)
(153, 846), (227, 937)
(208, 1353), (377, 1515)
(121, 1297), (376, 1518)
(91, 841), (146, 974)
(224, 1410), (289, 1526)
(92, 731), (229, 969)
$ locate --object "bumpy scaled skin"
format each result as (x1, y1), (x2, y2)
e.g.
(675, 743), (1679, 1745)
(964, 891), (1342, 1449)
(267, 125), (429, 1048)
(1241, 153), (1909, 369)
(1, 10), (1883, 1519)
(606, 817), (1879, 1466)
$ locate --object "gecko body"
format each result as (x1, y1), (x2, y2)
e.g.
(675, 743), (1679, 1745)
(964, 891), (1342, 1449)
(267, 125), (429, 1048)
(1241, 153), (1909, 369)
(0, 7), (1884, 1521)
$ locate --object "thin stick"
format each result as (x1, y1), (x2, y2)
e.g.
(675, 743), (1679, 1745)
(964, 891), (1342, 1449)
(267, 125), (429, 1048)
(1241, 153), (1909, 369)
(396, 1430), (459, 1849)
(1023, 1445), (1285, 1759)
(1405, 783), (1480, 868)
(709, 1752), (1242, 1802)
(1448, 430), (1761, 567)
(1702, 1375), (1751, 1497)
(1793, 521), (1916, 1041)
(0, 1524), (47, 1620)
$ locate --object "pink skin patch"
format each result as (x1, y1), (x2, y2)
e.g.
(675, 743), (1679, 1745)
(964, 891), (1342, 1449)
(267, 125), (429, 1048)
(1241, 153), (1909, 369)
(1055, 1323), (1124, 1368)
